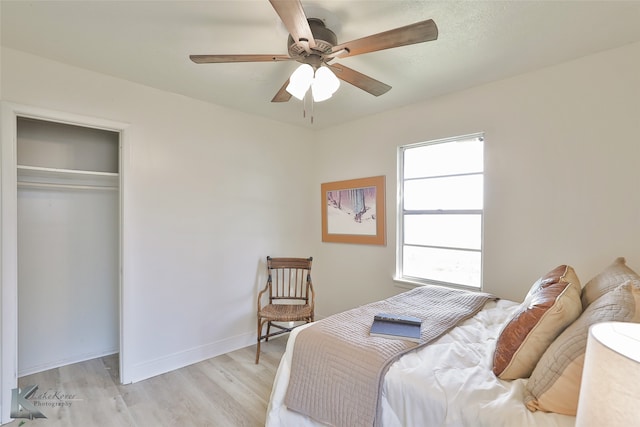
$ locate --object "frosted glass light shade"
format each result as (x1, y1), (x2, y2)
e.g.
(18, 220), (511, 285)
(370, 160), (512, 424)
(286, 64), (314, 100)
(312, 66), (340, 102)
(576, 322), (640, 427)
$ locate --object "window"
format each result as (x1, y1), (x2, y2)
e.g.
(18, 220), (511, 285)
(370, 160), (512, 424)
(397, 133), (484, 289)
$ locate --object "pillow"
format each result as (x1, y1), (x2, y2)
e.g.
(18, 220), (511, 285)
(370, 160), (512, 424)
(581, 257), (640, 309)
(524, 280), (640, 415)
(492, 265), (582, 380)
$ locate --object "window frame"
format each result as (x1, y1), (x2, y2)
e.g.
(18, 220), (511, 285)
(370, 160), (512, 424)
(396, 133), (484, 290)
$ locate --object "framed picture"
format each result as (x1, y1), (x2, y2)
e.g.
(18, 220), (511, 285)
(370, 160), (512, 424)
(321, 175), (386, 245)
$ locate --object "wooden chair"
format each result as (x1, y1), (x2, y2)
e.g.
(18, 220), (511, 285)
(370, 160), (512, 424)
(256, 256), (314, 363)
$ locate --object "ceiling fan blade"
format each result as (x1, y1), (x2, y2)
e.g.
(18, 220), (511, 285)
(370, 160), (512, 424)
(190, 54), (291, 64)
(327, 64), (391, 97)
(330, 19), (438, 59)
(269, 0), (316, 50)
(271, 78), (292, 102)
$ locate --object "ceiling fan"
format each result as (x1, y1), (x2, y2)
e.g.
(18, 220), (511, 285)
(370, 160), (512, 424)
(189, 0), (438, 102)
(190, 0), (438, 103)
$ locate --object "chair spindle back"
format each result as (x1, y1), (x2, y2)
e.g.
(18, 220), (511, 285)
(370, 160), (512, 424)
(267, 256), (313, 303)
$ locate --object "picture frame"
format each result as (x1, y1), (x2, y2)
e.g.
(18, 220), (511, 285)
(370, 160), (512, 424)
(321, 175), (386, 245)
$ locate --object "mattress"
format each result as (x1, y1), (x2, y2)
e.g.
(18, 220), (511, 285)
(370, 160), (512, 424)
(265, 299), (576, 427)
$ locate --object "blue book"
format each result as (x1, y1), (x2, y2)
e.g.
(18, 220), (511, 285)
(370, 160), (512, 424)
(370, 315), (422, 343)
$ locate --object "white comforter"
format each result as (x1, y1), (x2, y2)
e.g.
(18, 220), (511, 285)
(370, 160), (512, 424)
(266, 299), (576, 427)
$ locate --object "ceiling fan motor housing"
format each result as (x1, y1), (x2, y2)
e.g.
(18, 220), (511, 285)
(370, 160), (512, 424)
(288, 18), (337, 65)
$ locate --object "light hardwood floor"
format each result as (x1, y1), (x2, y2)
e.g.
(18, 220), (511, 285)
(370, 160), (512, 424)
(10, 337), (288, 427)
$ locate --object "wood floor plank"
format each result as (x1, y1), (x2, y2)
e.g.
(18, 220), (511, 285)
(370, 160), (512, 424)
(190, 356), (268, 426)
(12, 337), (287, 426)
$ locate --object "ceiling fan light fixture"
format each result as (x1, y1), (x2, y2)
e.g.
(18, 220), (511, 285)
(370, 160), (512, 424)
(286, 64), (314, 100)
(311, 66), (340, 102)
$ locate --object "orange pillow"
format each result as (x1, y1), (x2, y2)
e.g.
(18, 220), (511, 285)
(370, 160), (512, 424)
(493, 265), (582, 380)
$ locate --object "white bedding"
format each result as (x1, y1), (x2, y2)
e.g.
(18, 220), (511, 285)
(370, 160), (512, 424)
(266, 299), (576, 427)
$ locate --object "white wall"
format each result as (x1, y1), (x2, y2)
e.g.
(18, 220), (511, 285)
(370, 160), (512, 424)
(312, 41), (640, 314)
(18, 181), (119, 375)
(0, 47), (314, 393)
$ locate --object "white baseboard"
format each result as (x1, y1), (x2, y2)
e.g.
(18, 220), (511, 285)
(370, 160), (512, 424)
(126, 332), (255, 384)
(18, 348), (119, 378)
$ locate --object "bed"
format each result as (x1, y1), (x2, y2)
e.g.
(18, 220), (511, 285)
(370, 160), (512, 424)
(265, 258), (640, 427)
(266, 298), (574, 427)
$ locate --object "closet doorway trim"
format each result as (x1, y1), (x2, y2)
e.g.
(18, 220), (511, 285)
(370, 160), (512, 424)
(0, 102), (131, 423)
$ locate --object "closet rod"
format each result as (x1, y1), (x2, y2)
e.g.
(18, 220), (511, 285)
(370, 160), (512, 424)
(17, 181), (118, 191)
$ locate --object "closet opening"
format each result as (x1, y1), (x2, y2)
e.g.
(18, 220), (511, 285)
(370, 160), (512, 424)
(16, 116), (121, 381)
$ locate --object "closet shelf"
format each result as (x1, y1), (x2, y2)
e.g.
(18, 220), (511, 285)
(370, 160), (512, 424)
(17, 165), (119, 189)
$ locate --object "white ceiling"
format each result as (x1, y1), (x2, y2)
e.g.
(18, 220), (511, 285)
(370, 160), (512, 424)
(2, 1), (640, 129)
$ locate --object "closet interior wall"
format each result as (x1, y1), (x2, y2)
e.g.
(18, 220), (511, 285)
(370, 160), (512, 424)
(16, 117), (120, 376)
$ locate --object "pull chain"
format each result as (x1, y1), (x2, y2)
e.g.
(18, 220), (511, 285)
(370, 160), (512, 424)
(303, 90), (307, 119)
(301, 91), (315, 124)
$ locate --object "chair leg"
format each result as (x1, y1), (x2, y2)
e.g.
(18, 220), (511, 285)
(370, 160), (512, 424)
(256, 318), (264, 364)
(266, 321), (271, 342)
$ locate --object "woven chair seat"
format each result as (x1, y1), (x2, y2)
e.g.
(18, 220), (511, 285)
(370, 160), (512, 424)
(259, 303), (312, 321)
